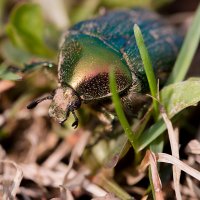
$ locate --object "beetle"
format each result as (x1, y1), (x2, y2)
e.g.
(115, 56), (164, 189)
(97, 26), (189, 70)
(27, 8), (183, 128)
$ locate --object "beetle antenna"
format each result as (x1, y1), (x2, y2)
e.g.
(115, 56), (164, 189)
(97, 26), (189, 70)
(27, 95), (53, 109)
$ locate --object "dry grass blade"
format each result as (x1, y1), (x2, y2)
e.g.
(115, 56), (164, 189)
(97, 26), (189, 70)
(63, 129), (91, 184)
(140, 150), (164, 200)
(148, 151), (164, 200)
(82, 178), (107, 197)
(21, 163), (66, 187)
(21, 162), (107, 197)
(58, 164), (107, 198)
(42, 129), (86, 169)
(186, 176), (200, 198)
(180, 185), (198, 199)
(126, 186), (146, 197)
(156, 153), (200, 180)
(0, 160), (23, 199)
(141, 196), (148, 200)
(160, 106), (181, 200)
(0, 146), (6, 160)
(60, 186), (74, 200)
(93, 171), (134, 200)
(0, 80), (15, 93)
(19, 186), (45, 199)
(42, 140), (72, 169)
(125, 171), (145, 186)
(63, 168), (108, 198)
(62, 169), (89, 189)
(92, 193), (121, 200)
(185, 139), (200, 154)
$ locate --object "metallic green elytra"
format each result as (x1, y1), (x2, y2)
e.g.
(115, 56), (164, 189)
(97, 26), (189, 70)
(27, 8), (183, 128)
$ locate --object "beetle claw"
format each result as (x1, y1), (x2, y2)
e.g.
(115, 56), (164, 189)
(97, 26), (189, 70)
(71, 110), (79, 129)
(72, 120), (78, 129)
(59, 120), (66, 127)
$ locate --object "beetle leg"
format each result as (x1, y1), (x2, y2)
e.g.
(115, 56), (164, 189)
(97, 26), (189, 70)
(71, 110), (79, 129)
(22, 61), (57, 73)
(121, 92), (151, 118)
(101, 107), (116, 121)
(97, 107), (117, 131)
(60, 109), (78, 128)
(60, 102), (80, 128)
(60, 119), (67, 127)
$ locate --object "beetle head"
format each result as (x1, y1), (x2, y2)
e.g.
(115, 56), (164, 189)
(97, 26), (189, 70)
(27, 86), (81, 128)
(48, 86), (81, 128)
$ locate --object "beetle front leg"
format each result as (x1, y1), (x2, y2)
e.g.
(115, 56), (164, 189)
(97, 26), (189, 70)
(71, 110), (79, 129)
(60, 109), (79, 128)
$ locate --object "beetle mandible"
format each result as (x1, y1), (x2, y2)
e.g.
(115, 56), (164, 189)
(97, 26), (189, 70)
(27, 8), (183, 128)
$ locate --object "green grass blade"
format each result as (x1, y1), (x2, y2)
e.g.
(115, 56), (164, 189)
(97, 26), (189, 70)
(137, 78), (200, 151)
(167, 3), (200, 84)
(137, 118), (166, 151)
(134, 24), (159, 119)
(109, 69), (137, 150)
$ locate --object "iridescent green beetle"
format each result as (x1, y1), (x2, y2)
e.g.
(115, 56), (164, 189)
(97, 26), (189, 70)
(27, 8), (183, 128)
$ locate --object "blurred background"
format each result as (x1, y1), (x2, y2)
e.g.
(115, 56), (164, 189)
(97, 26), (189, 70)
(0, 0), (200, 199)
